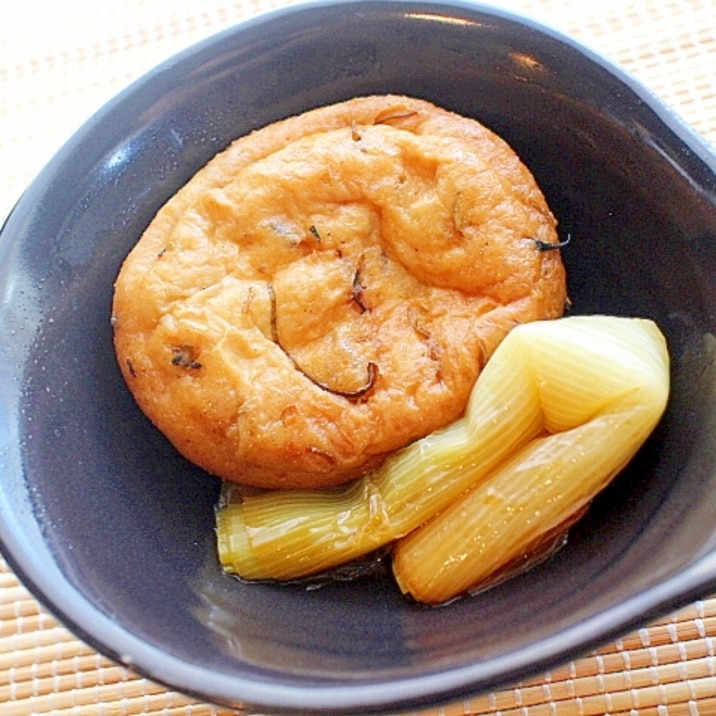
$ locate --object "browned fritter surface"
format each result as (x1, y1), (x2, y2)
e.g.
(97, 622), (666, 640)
(112, 95), (567, 489)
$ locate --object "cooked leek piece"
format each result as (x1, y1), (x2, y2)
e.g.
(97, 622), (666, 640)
(216, 316), (669, 591)
(217, 479), (395, 580)
(392, 315), (670, 604)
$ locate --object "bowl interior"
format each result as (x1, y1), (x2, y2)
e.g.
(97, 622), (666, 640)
(3, 1), (716, 712)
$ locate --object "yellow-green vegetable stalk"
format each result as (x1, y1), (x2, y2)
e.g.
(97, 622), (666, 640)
(392, 316), (669, 603)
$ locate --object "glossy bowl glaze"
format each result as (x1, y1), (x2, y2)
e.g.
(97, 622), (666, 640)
(2, 1), (716, 713)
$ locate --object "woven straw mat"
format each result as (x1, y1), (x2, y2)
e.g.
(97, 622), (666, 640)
(2, 0), (716, 714)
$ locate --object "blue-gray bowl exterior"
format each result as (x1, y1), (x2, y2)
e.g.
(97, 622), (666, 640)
(2, 1), (716, 713)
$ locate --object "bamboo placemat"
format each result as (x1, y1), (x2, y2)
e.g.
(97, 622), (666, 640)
(2, 0), (716, 714)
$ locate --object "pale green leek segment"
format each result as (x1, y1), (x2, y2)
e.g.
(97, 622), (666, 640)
(216, 315), (669, 587)
(392, 315), (670, 603)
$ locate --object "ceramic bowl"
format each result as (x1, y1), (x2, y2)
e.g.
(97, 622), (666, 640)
(2, 1), (716, 713)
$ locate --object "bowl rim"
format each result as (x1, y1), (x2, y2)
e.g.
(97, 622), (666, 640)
(2, 0), (716, 712)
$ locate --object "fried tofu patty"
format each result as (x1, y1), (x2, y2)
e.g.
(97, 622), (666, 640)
(112, 96), (567, 489)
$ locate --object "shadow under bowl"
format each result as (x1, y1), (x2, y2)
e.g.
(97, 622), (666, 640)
(2, 1), (716, 713)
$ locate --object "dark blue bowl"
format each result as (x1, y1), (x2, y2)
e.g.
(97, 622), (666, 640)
(2, 1), (716, 713)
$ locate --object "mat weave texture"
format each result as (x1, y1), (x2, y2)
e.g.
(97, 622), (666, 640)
(3, 0), (716, 714)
